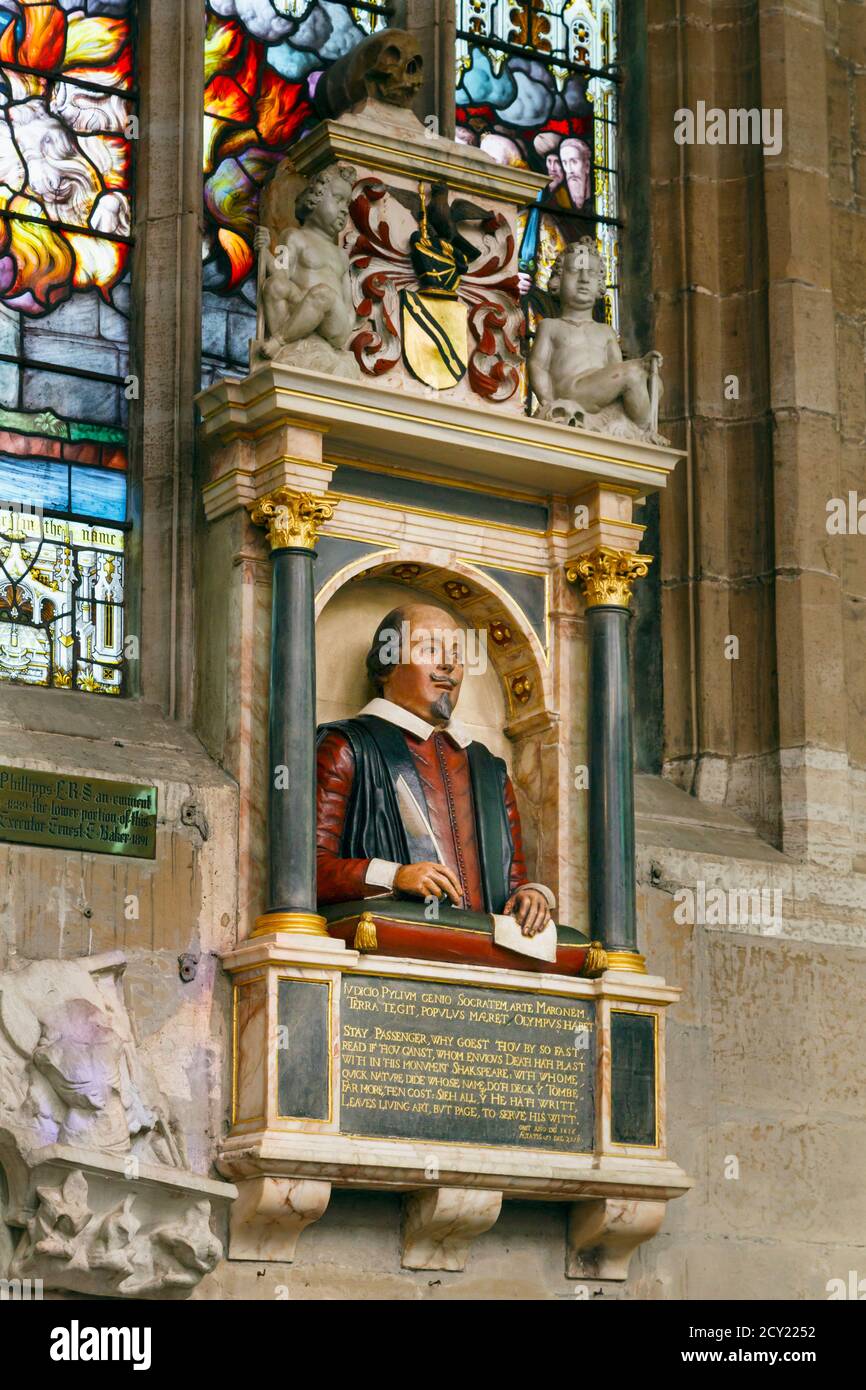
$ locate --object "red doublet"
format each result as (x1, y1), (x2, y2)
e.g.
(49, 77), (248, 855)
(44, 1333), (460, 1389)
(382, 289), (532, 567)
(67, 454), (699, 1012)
(316, 728), (530, 910)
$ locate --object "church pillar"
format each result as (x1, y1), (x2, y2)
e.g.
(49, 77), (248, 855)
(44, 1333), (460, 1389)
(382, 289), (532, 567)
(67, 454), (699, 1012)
(566, 505), (651, 972)
(249, 488), (334, 936)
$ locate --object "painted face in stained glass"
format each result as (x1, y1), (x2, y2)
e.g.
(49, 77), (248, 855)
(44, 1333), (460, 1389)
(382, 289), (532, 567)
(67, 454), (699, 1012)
(0, 3), (135, 307)
(455, 0), (620, 330)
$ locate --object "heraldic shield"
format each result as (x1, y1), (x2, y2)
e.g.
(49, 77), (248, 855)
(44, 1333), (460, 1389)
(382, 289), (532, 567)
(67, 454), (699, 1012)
(401, 289), (468, 390)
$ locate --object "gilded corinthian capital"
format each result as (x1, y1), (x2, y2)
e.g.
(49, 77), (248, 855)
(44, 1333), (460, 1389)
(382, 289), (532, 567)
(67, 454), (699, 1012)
(248, 488), (334, 552)
(565, 545), (653, 608)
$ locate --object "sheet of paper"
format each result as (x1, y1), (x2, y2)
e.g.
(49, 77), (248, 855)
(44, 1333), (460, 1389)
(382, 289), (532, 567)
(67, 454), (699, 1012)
(491, 913), (557, 963)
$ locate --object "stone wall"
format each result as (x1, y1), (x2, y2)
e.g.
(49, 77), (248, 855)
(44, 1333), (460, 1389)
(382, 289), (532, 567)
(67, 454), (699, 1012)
(829, 0), (866, 865)
(649, 0), (866, 871)
(635, 891), (866, 1300)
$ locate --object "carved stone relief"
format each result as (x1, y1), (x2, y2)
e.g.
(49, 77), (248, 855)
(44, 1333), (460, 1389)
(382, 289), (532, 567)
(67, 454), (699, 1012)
(0, 951), (233, 1298)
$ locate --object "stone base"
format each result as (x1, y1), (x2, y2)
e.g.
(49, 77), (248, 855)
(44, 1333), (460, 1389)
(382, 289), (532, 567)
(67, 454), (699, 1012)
(218, 1129), (690, 1201)
(217, 939), (690, 1273)
(250, 335), (360, 381)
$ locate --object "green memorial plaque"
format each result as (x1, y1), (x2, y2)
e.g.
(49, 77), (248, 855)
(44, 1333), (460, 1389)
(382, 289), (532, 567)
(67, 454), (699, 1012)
(339, 974), (596, 1153)
(0, 767), (157, 859)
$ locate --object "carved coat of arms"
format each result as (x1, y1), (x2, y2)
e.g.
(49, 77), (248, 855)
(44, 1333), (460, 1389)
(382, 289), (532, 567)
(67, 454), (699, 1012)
(347, 178), (524, 402)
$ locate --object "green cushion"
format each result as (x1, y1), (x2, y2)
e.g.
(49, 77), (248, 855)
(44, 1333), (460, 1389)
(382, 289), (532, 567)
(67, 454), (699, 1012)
(322, 897), (590, 947)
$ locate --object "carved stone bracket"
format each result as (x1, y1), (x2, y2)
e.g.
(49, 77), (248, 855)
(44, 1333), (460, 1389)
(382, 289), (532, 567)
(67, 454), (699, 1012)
(566, 1198), (667, 1282)
(1, 1142), (234, 1300)
(228, 1176), (332, 1263)
(401, 1187), (503, 1271)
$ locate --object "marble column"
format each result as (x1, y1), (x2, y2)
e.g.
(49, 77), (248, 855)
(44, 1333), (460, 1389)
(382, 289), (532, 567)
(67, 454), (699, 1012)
(566, 546), (651, 973)
(249, 488), (334, 936)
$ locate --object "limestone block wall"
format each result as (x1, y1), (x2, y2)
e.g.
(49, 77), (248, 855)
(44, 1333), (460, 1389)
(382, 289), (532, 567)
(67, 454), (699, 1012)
(635, 874), (866, 1298)
(0, 688), (239, 1178)
(648, 0), (866, 870)
(828, 2), (866, 865)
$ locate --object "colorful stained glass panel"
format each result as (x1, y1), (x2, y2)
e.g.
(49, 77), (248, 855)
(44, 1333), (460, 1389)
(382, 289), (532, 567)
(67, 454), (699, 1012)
(202, 0), (392, 382)
(456, 0), (620, 328)
(0, 0), (136, 694)
(0, 508), (124, 693)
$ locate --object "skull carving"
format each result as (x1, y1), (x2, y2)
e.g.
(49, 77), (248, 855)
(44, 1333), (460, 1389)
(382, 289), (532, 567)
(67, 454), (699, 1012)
(314, 28), (424, 119)
(367, 33), (424, 106)
(542, 398), (586, 429)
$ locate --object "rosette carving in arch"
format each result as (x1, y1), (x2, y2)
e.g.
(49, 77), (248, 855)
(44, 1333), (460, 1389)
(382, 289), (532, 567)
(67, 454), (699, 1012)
(316, 549), (552, 733)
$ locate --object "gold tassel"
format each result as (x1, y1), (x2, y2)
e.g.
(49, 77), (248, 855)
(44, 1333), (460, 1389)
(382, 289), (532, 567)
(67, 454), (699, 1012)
(582, 941), (609, 978)
(353, 912), (378, 952)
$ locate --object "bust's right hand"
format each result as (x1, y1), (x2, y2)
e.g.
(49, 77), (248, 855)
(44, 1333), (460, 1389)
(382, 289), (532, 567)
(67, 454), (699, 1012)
(254, 226), (271, 251)
(394, 862), (463, 906)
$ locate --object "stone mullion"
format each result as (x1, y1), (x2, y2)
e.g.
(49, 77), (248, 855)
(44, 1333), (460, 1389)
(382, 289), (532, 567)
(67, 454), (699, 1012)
(403, 0), (457, 139)
(134, 0), (206, 716)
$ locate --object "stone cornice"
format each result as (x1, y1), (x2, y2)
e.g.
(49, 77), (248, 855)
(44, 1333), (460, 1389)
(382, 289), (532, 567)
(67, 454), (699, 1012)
(197, 365), (684, 502)
(290, 103), (550, 206)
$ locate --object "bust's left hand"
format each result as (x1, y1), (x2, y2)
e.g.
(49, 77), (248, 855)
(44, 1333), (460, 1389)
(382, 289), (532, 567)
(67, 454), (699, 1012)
(503, 887), (551, 937)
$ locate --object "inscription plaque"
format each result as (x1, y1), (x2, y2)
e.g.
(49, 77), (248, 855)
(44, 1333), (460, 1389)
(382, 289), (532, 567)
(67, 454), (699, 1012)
(340, 974), (595, 1153)
(0, 766), (157, 859)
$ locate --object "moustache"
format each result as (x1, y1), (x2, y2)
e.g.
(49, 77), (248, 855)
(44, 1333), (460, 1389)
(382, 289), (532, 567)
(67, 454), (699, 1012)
(431, 676), (458, 688)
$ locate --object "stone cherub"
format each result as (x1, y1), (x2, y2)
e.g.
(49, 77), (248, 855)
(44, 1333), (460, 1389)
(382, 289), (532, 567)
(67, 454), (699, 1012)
(251, 162), (360, 379)
(529, 238), (667, 444)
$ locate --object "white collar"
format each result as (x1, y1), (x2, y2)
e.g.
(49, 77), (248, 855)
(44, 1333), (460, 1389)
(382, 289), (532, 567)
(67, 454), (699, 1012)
(359, 697), (473, 749)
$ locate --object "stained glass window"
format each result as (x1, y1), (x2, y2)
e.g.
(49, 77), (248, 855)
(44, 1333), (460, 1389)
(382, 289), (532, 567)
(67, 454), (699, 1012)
(0, 0), (135, 694)
(456, 0), (620, 329)
(202, 0), (392, 384)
